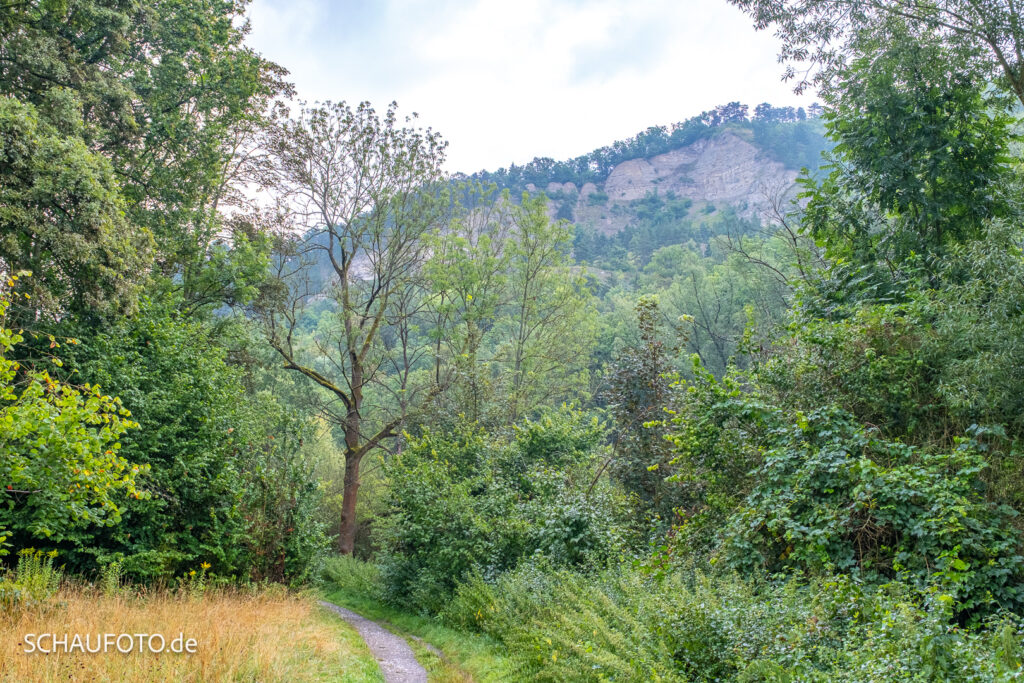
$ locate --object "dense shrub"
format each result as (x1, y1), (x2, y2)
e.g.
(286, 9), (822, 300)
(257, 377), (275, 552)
(443, 563), (1024, 682)
(658, 360), (775, 553)
(718, 407), (1024, 619)
(47, 302), (327, 583)
(0, 282), (145, 555)
(758, 228), (1024, 481)
(321, 555), (383, 599)
(756, 300), (945, 442)
(376, 407), (629, 613)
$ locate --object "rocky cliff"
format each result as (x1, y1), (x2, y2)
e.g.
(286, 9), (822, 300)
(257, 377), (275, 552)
(527, 131), (799, 235)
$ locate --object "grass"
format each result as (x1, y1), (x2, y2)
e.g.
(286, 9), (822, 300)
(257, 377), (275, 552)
(324, 587), (514, 683)
(319, 555), (513, 683)
(0, 583), (383, 682)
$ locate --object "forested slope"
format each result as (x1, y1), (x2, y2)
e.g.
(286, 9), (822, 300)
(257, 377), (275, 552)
(3, 1), (1024, 681)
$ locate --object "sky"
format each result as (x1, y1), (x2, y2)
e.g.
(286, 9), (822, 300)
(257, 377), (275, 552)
(245, 0), (817, 174)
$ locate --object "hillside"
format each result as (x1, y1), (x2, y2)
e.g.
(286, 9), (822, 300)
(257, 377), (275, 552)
(540, 130), (800, 235)
(471, 103), (831, 239)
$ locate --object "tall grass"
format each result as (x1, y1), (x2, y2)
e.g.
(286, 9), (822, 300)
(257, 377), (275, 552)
(442, 563), (1024, 682)
(0, 583), (382, 682)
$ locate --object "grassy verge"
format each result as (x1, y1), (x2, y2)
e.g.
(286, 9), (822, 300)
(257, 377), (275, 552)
(323, 587), (513, 682)
(1, 584), (382, 682)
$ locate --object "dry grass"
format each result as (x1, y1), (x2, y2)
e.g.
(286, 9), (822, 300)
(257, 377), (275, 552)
(0, 585), (383, 682)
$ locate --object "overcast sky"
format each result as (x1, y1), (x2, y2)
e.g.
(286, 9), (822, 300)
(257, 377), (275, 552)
(245, 0), (817, 174)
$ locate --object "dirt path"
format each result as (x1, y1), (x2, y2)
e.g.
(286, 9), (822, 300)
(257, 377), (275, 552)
(319, 600), (428, 683)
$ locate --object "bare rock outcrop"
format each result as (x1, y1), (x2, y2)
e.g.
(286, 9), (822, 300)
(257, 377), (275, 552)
(574, 132), (796, 234)
(604, 133), (793, 207)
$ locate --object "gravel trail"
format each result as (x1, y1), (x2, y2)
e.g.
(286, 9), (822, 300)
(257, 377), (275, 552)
(319, 600), (428, 683)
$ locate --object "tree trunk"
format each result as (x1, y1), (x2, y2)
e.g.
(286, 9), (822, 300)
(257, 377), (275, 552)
(338, 451), (361, 555)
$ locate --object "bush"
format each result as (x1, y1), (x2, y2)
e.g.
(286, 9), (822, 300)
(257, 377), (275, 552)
(0, 279), (146, 553)
(321, 555), (383, 600)
(47, 301), (327, 584)
(717, 407), (1024, 619)
(376, 407), (629, 613)
(756, 298), (947, 443)
(443, 562), (1024, 682)
(0, 549), (63, 609)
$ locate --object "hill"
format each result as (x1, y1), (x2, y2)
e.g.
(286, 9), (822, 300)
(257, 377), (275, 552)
(468, 102), (831, 240)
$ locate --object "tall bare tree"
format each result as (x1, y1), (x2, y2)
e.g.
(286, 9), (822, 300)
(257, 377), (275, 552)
(258, 101), (446, 554)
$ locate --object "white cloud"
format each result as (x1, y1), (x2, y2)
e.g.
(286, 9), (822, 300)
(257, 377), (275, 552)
(246, 0), (818, 173)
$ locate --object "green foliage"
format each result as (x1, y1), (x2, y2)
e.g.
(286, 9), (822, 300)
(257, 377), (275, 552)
(0, 549), (63, 610)
(321, 555), (384, 599)
(0, 0), (288, 315)
(0, 281), (146, 550)
(660, 360), (772, 551)
(758, 224), (1024, 504)
(928, 227), (1024, 441)
(99, 560), (123, 598)
(444, 562), (1024, 682)
(728, 0), (1024, 111)
(235, 417), (328, 586)
(377, 407), (625, 613)
(419, 187), (597, 427)
(751, 116), (831, 173)
(500, 194), (596, 420)
(0, 95), (151, 318)
(575, 201), (756, 270)
(802, 21), (1015, 264)
(604, 296), (680, 524)
(757, 299), (944, 441)
(49, 301), (326, 582)
(718, 407), (1024, 618)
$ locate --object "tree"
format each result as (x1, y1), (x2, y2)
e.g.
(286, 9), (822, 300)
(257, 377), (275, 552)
(0, 0), (290, 316)
(258, 101), (446, 554)
(604, 296), (679, 520)
(50, 300), (318, 580)
(422, 183), (513, 426)
(801, 21), (1014, 264)
(0, 93), (152, 319)
(499, 194), (595, 421)
(728, 0), (1024, 108)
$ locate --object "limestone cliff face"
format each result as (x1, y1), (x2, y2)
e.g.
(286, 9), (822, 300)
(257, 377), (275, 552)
(558, 132), (797, 235)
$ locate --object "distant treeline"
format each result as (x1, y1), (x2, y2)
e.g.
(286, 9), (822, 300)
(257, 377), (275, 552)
(467, 102), (830, 193)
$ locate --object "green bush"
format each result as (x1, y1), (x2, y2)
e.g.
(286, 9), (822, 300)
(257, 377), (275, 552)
(0, 281), (146, 554)
(443, 562), (1024, 682)
(757, 300), (944, 442)
(45, 301), (327, 584)
(322, 555), (383, 599)
(0, 549), (63, 609)
(377, 407), (628, 613)
(717, 407), (1024, 619)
